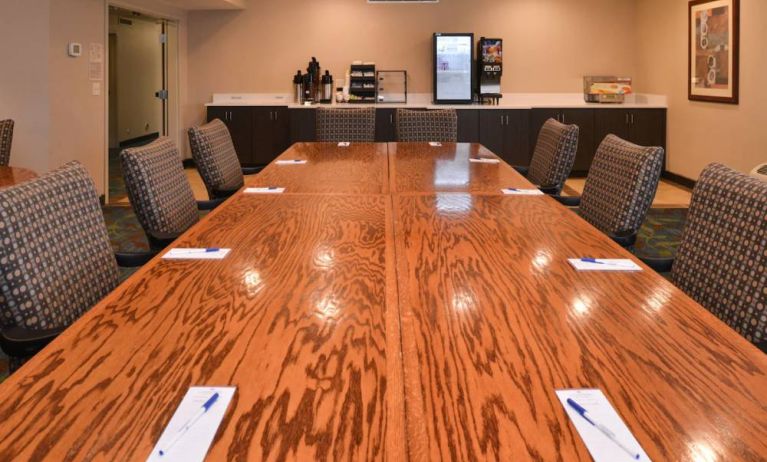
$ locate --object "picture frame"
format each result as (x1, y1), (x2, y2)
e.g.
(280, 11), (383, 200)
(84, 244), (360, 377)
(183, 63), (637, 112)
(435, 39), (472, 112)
(688, 0), (740, 104)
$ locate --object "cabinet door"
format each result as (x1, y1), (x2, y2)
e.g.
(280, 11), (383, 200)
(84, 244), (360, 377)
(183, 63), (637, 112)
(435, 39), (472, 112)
(271, 107), (290, 158)
(289, 108), (316, 143)
(208, 106), (254, 166)
(560, 109), (595, 174)
(594, 109), (630, 148)
(375, 109), (397, 142)
(456, 110), (479, 143)
(503, 110), (531, 166)
(629, 109), (666, 151)
(478, 110), (505, 158)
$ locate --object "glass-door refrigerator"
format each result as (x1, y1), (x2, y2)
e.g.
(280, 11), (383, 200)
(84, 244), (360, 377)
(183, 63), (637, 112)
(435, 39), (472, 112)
(433, 33), (474, 104)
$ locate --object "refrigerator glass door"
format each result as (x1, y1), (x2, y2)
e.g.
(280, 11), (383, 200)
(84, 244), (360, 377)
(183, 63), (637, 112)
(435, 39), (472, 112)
(434, 34), (473, 103)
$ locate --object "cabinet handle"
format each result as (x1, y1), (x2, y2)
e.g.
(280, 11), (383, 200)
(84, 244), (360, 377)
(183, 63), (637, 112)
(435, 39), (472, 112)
(630, 113), (635, 125)
(274, 111), (278, 121)
(506, 115), (510, 125)
(625, 113), (630, 125)
(229, 111), (233, 121)
(561, 114), (565, 124)
(390, 114), (393, 124)
(501, 114), (505, 126)
(269, 111), (273, 121)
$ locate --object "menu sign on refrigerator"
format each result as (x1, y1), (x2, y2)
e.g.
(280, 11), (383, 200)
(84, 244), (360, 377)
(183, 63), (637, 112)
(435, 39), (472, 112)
(433, 33), (474, 104)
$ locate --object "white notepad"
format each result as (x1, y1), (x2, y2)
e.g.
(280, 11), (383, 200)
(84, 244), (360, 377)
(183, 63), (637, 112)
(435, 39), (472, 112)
(337, 142), (351, 147)
(429, 142), (442, 147)
(568, 258), (642, 272)
(243, 187), (285, 194)
(275, 159), (307, 165)
(147, 386), (236, 462)
(470, 158), (500, 164)
(162, 248), (231, 260)
(501, 188), (544, 196)
(556, 389), (650, 462)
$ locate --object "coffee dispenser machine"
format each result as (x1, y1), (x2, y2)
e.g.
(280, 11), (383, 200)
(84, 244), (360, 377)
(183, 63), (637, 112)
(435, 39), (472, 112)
(477, 37), (503, 104)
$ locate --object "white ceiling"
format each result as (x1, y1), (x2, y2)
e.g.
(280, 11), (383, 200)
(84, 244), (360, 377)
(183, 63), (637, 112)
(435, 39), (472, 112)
(156, 0), (246, 10)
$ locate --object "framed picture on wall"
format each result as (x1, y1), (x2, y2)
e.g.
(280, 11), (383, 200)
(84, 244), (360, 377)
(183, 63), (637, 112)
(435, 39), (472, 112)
(689, 0), (740, 104)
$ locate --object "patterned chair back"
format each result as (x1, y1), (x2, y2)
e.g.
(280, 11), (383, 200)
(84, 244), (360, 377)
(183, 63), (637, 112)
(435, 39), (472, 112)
(188, 119), (244, 198)
(396, 109), (457, 142)
(0, 161), (118, 331)
(0, 119), (14, 166)
(316, 107), (376, 142)
(580, 134), (664, 236)
(120, 137), (199, 242)
(671, 163), (767, 346)
(527, 118), (579, 192)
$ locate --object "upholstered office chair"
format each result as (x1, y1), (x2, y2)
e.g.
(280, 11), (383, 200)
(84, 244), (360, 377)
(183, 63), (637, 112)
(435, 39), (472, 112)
(514, 118), (579, 195)
(396, 109), (458, 142)
(0, 161), (152, 371)
(188, 119), (261, 200)
(121, 137), (223, 251)
(0, 119), (14, 166)
(556, 134), (664, 247)
(643, 164), (766, 353)
(316, 107), (376, 142)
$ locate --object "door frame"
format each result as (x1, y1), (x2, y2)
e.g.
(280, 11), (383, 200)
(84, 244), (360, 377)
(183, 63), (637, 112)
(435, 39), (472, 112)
(103, 0), (181, 204)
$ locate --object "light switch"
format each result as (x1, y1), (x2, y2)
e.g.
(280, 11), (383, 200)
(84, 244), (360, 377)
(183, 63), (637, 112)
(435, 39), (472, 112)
(92, 82), (101, 96)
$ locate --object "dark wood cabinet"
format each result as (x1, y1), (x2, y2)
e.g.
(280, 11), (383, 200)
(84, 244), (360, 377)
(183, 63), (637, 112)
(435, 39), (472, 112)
(530, 109), (595, 175)
(207, 106), (254, 164)
(208, 106), (288, 167)
(289, 108), (316, 143)
(594, 109), (667, 168)
(375, 109), (397, 142)
(208, 105), (665, 174)
(479, 110), (530, 165)
(456, 110), (479, 143)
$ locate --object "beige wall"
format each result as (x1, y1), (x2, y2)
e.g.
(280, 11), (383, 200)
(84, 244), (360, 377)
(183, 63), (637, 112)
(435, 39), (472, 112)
(0, 1), (51, 175)
(636, 0), (767, 178)
(186, 0), (638, 123)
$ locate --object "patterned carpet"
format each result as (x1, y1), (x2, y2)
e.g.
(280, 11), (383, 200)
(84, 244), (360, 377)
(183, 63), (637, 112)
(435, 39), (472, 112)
(0, 206), (688, 383)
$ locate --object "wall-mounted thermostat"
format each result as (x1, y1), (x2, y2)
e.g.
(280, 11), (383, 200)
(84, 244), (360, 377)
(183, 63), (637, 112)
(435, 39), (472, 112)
(68, 42), (82, 57)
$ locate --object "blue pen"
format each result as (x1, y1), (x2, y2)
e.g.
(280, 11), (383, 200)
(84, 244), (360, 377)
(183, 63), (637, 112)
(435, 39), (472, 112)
(159, 392), (220, 456)
(505, 188), (520, 192)
(581, 258), (635, 268)
(268, 186), (278, 190)
(566, 398), (641, 460)
(172, 248), (220, 255)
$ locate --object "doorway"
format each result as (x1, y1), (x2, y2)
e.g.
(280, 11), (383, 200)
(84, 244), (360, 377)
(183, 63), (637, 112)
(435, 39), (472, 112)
(107, 6), (178, 205)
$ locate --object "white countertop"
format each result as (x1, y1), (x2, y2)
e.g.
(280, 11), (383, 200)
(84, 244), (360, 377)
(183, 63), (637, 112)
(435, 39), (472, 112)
(206, 92), (667, 109)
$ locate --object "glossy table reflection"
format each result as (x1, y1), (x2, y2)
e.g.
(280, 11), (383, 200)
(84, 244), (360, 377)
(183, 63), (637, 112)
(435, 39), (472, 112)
(247, 142), (389, 194)
(388, 142), (531, 194)
(394, 193), (767, 461)
(0, 194), (406, 461)
(0, 143), (765, 462)
(0, 166), (37, 188)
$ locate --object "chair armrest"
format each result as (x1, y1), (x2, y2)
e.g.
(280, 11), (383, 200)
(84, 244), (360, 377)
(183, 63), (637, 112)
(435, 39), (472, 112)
(553, 195), (581, 207)
(197, 198), (226, 211)
(242, 166), (263, 175)
(146, 231), (181, 251)
(512, 165), (529, 176)
(0, 325), (64, 358)
(608, 230), (638, 248)
(115, 251), (157, 268)
(211, 187), (239, 200)
(639, 257), (675, 273)
(537, 184), (561, 195)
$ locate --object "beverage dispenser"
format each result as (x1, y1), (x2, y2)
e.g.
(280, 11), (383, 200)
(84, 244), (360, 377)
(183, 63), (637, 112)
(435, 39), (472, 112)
(477, 37), (503, 105)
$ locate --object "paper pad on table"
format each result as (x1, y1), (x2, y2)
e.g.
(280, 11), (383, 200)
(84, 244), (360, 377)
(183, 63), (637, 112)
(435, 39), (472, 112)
(244, 187), (285, 194)
(556, 389), (650, 462)
(162, 248), (231, 260)
(568, 258), (642, 272)
(502, 188), (544, 196)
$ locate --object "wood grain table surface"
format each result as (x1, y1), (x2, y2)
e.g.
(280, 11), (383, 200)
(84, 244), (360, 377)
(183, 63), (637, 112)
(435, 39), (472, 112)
(0, 143), (765, 462)
(388, 142), (531, 194)
(246, 142), (389, 195)
(0, 166), (37, 189)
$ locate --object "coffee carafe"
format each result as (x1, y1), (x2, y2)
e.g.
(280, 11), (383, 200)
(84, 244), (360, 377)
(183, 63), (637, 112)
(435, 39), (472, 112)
(321, 71), (333, 104)
(293, 70), (303, 104)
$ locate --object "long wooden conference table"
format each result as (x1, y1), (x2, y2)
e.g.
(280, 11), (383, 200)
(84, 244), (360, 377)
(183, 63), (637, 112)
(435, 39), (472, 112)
(0, 142), (765, 461)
